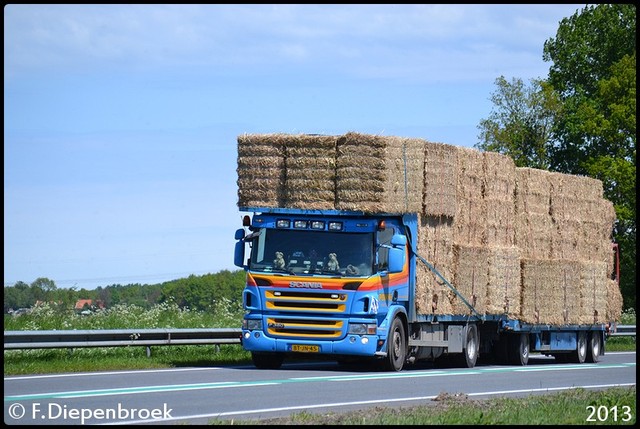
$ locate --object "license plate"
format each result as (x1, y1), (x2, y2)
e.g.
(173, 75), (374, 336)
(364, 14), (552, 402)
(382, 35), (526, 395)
(291, 344), (319, 353)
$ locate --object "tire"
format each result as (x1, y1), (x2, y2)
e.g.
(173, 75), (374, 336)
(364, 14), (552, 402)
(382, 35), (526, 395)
(508, 333), (529, 366)
(251, 352), (284, 369)
(384, 317), (406, 371)
(458, 324), (480, 368)
(569, 331), (588, 363)
(586, 332), (602, 363)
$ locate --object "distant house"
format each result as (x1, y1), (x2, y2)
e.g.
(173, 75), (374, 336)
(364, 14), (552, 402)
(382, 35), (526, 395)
(74, 299), (105, 312)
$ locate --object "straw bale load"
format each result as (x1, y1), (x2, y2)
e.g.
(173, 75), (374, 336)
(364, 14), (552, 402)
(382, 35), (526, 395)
(484, 152), (516, 247)
(454, 147), (486, 247)
(515, 168), (554, 259)
(451, 245), (489, 315)
(423, 143), (458, 217)
(335, 132), (425, 213)
(415, 215), (455, 315)
(237, 133), (286, 208)
(579, 261), (609, 324)
(486, 246), (521, 317)
(236, 132), (622, 323)
(520, 259), (582, 325)
(284, 134), (338, 210)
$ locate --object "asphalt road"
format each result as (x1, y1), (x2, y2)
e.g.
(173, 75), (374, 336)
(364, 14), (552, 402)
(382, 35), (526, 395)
(4, 351), (636, 425)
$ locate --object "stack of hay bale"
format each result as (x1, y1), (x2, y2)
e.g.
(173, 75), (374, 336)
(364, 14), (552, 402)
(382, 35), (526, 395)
(237, 132), (622, 324)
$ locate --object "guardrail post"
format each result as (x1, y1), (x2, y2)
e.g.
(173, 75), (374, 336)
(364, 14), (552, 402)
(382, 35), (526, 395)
(146, 346), (151, 358)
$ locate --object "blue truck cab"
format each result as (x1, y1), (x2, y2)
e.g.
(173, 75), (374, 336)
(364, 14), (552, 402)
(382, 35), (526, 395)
(234, 208), (414, 370)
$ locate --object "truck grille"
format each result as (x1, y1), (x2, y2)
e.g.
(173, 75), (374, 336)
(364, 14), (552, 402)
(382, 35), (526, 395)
(265, 290), (347, 313)
(266, 317), (344, 338)
(263, 290), (349, 338)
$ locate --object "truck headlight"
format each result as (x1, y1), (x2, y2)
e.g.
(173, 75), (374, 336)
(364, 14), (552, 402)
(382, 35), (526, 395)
(243, 319), (262, 330)
(348, 322), (377, 335)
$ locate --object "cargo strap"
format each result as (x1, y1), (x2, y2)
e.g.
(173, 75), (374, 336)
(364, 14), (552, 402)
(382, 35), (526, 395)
(413, 250), (484, 321)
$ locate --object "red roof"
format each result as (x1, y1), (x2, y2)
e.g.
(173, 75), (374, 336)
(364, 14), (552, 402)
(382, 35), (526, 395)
(74, 299), (94, 310)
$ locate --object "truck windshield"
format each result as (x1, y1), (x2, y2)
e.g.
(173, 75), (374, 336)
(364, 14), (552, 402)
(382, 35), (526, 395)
(248, 228), (374, 277)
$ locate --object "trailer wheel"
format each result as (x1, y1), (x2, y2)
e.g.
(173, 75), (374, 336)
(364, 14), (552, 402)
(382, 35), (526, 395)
(384, 317), (406, 371)
(508, 333), (529, 366)
(586, 332), (602, 363)
(251, 352), (284, 369)
(569, 331), (588, 363)
(458, 324), (479, 368)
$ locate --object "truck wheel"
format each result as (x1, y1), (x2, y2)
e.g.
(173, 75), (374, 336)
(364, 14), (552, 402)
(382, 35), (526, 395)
(458, 324), (479, 368)
(508, 333), (529, 366)
(567, 331), (588, 363)
(251, 352), (284, 369)
(384, 317), (406, 371)
(586, 332), (602, 363)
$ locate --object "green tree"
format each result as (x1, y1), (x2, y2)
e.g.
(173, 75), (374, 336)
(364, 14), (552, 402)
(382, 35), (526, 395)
(4, 281), (32, 312)
(476, 76), (560, 169)
(30, 277), (57, 303)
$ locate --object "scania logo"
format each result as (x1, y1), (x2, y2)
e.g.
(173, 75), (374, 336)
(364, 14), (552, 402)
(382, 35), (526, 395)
(289, 281), (323, 289)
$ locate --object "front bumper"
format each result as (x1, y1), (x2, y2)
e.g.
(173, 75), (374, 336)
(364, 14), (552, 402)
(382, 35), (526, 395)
(241, 329), (382, 356)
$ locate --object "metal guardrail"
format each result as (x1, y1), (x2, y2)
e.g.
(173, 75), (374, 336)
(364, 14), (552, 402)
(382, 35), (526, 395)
(4, 328), (242, 356)
(609, 324), (636, 338)
(3, 325), (635, 353)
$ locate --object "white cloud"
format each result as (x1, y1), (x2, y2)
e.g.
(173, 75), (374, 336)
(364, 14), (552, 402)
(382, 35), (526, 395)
(5, 4), (582, 82)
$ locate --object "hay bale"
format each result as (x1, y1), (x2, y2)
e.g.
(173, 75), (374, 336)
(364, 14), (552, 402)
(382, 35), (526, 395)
(550, 172), (604, 222)
(284, 134), (338, 210)
(237, 133), (339, 209)
(486, 247), (521, 316)
(579, 199), (616, 263)
(484, 152), (516, 247)
(521, 259), (582, 324)
(550, 172), (612, 260)
(579, 261), (609, 324)
(514, 167), (555, 259)
(415, 215), (455, 315)
(335, 132), (425, 213)
(237, 133), (287, 207)
(515, 167), (552, 216)
(423, 142), (458, 217)
(516, 212), (555, 260)
(454, 147), (486, 246)
(452, 245), (489, 315)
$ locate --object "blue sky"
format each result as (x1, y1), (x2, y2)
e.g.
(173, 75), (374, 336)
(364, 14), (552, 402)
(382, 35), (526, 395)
(4, 4), (583, 290)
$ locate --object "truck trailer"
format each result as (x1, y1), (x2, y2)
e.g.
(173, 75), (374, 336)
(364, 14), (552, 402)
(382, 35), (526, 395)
(233, 132), (622, 371)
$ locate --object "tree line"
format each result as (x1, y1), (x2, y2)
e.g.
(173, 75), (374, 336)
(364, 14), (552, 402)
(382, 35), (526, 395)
(4, 270), (246, 314)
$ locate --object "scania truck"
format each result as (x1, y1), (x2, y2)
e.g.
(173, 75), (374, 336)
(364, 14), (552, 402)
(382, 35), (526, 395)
(233, 208), (616, 371)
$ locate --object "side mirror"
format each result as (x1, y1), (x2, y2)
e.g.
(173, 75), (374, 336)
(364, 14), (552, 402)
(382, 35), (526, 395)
(388, 234), (406, 273)
(234, 229), (246, 268)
